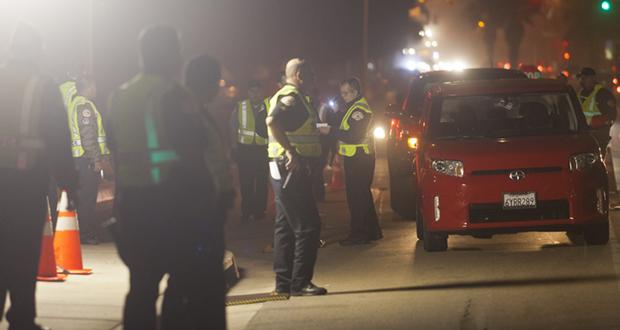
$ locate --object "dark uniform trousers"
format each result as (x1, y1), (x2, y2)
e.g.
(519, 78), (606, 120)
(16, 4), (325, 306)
(236, 145), (268, 219)
(75, 158), (101, 238)
(271, 157), (321, 291)
(343, 150), (381, 239)
(0, 171), (48, 329)
(115, 185), (226, 330)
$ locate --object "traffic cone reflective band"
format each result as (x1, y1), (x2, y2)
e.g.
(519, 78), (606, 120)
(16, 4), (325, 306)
(329, 155), (345, 190)
(37, 200), (67, 282)
(54, 191), (92, 275)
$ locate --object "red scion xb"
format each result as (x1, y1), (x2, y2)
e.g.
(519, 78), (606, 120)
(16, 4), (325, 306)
(411, 79), (610, 252)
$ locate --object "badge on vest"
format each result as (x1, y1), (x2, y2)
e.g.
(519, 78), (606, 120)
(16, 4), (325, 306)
(82, 109), (92, 118)
(351, 110), (365, 121)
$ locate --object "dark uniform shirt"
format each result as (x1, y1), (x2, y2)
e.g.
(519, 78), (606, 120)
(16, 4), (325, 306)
(336, 97), (372, 144)
(76, 101), (101, 160)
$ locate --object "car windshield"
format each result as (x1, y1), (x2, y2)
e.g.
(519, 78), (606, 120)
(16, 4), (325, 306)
(430, 92), (579, 139)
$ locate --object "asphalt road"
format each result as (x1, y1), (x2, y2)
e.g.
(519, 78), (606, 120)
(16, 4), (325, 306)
(3, 157), (620, 330)
(227, 158), (620, 330)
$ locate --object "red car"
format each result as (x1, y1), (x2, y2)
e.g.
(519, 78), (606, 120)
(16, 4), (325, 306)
(409, 79), (610, 251)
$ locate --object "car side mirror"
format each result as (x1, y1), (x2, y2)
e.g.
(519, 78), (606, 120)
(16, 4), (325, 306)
(590, 115), (613, 129)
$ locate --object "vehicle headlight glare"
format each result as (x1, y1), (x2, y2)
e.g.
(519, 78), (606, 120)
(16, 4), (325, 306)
(569, 153), (598, 171)
(432, 160), (464, 177)
(373, 126), (386, 139)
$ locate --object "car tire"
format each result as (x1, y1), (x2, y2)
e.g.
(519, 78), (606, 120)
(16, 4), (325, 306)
(583, 221), (610, 245)
(423, 231), (448, 252)
(416, 206), (424, 241)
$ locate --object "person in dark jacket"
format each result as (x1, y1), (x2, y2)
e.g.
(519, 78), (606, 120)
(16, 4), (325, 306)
(0, 22), (78, 330)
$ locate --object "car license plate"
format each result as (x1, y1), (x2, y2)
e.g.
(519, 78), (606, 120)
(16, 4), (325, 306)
(503, 192), (537, 210)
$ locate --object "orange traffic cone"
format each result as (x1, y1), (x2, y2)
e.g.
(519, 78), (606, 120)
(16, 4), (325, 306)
(37, 200), (67, 282)
(329, 155), (345, 190)
(54, 191), (92, 275)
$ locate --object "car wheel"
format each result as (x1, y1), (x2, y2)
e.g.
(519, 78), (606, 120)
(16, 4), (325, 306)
(388, 156), (417, 219)
(416, 206), (424, 241)
(423, 231), (447, 252)
(583, 221), (610, 245)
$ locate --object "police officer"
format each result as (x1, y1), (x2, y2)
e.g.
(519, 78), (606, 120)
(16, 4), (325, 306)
(106, 26), (219, 329)
(231, 80), (269, 223)
(0, 23), (78, 330)
(266, 58), (327, 296)
(336, 77), (382, 246)
(59, 74), (111, 244)
(578, 67), (617, 152)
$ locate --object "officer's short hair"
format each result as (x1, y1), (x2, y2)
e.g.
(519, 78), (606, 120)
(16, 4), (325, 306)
(138, 25), (181, 75)
(340, 77), (362, 95)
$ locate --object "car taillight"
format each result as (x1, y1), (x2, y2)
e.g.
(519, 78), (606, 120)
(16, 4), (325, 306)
(407, 137), (419, 149)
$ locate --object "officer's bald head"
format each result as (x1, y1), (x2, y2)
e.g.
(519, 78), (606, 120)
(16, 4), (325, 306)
(285, 58), (314, 90)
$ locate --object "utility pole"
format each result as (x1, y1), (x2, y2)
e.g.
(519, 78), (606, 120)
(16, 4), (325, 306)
(362, 0), (369, 95)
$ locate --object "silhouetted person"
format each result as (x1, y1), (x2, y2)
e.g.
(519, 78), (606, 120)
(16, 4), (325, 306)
(106, 26), (218, 330)
(185, 54), (234, 329)
(0, 22), (78, 330)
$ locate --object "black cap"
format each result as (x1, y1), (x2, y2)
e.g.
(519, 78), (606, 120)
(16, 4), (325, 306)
(578, 67), (596, 77)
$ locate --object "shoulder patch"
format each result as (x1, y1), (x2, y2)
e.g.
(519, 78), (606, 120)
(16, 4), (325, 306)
(280, 95), (296, 107)
(351, 110), (365, 121)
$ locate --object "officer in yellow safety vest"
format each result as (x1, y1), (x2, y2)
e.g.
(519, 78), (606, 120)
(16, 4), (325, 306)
(0, 22), (77, 330)
(266, 58), (328, 297)
(106, 26), (221, 329)
(230, 80), (269, 223)
(578, 67), (617, 151)
(58, 75), (111, 244)
(335, 77), (382, 246)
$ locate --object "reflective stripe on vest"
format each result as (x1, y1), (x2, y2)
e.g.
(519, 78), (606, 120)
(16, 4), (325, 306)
(67, 96), (110, 158)
(0, 76), (46, 170)
(267, 85), (321, 158)
(237, 99), (268, 145)
(580, 84), (603, 125)
(338, 98), (374, 157)
(59, 81), (77, 108)
(108, 74), (179, 187)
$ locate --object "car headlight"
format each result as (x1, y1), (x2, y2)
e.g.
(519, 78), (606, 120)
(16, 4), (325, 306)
(373, 126), (386, 139)
(569, 152), (599, 171)
(431, 160), (464, 177)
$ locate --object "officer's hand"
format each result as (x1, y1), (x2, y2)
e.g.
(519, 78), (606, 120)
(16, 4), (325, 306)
(285, 149), (300, 171)
(318, 126), (331, 135)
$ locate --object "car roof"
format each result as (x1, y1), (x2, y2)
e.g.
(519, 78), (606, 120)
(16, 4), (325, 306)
(416, 68), (527, 83)
(432, 78), (571, 97)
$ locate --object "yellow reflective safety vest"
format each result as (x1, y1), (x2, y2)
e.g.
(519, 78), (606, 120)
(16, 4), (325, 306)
(66, 94), (110, 158)
(237, 99), (268, 146)
(0, 70), (46, 170)
(338, 97), (374, 157)
(579, 84), (604, 125)
(59, 81), (77, 108)
(107, 74), (180, 187)
(267, 84), (321, 158)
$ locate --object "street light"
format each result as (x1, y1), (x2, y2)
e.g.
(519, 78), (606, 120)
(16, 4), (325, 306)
(601, 0), (612, 12)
